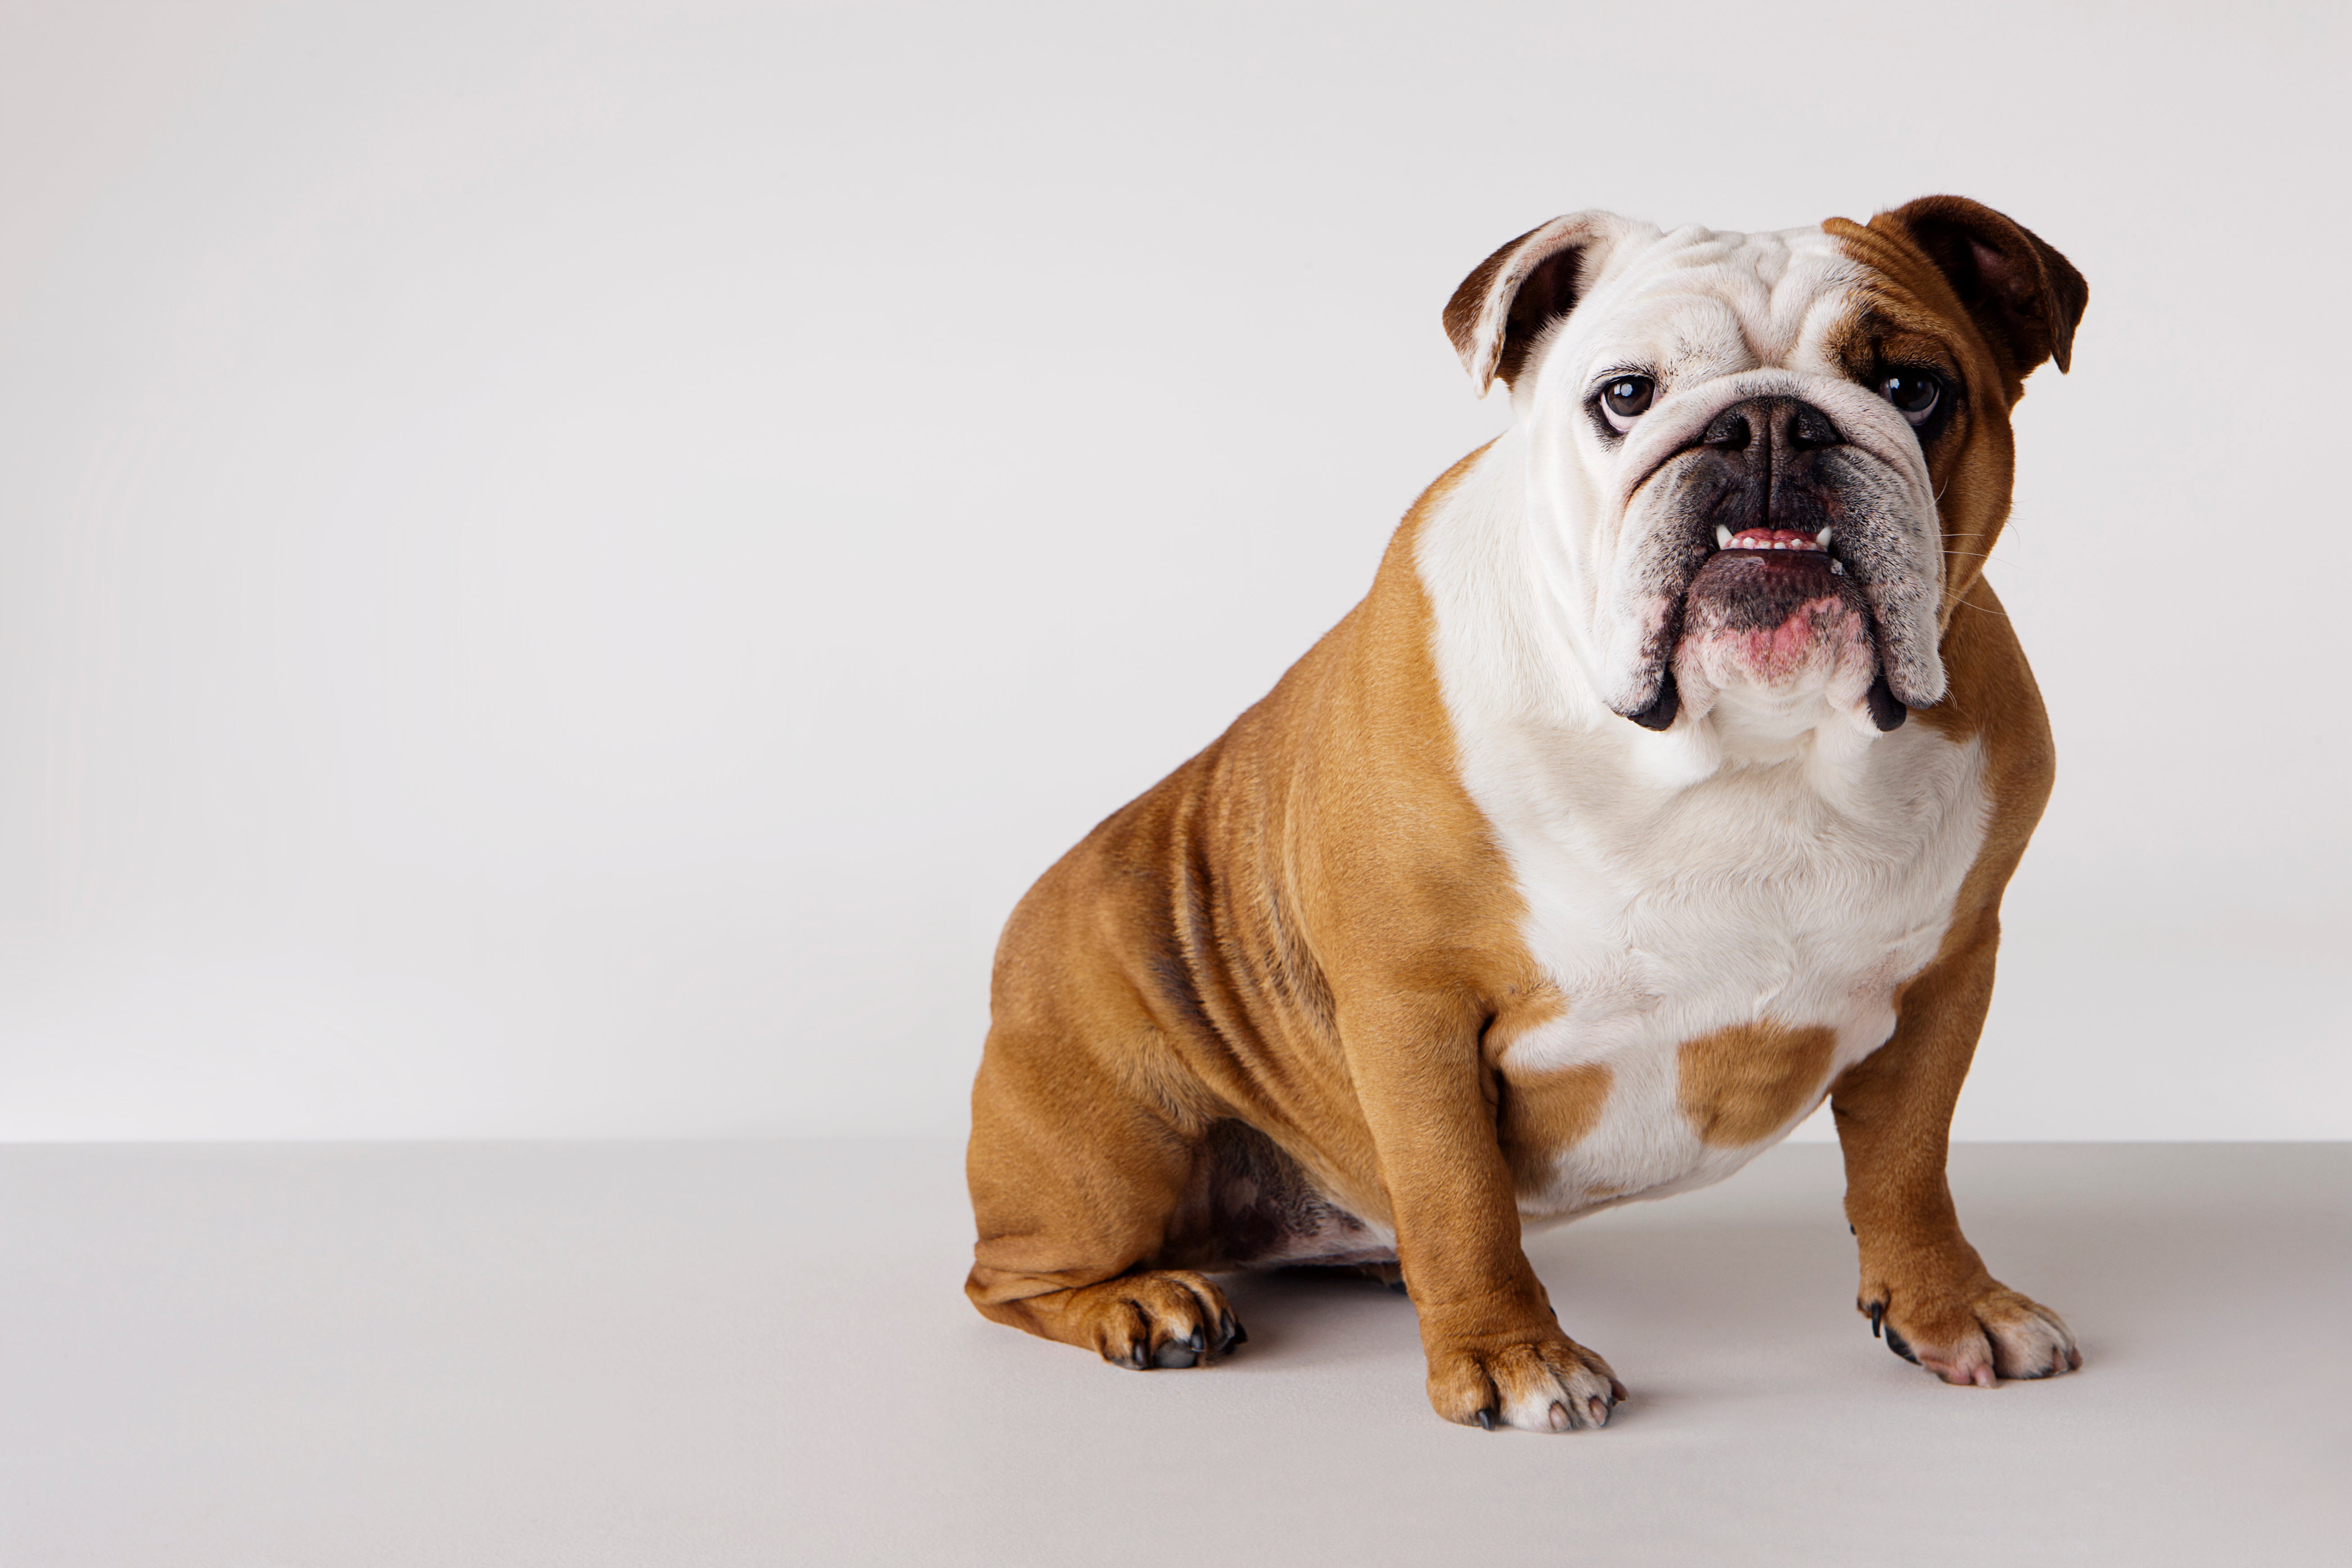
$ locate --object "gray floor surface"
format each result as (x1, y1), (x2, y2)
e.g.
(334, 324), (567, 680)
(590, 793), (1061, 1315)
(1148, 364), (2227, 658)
(2, 1139), (2346, 1566)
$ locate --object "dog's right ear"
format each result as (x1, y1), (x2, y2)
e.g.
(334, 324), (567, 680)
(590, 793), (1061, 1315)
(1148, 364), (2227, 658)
(1442, 212), (1622, 396)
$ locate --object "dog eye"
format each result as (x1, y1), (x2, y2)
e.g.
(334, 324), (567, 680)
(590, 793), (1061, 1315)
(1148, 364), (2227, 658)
(1878, 370), (1942, 426)
(1599, 375), (1654, 432)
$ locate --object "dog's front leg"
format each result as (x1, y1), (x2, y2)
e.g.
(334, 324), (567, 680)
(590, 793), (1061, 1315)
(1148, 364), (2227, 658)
(1831, 913), (2080, 1386)
(1346, 995), (1624, 1432)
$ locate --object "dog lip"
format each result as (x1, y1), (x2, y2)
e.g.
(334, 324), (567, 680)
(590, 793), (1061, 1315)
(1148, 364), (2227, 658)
(1673, 540), (1885, 708)
(1706, 525), (1850, 578)
(1682, 539), (1868, 611)
(1683, 540), (1866, 608)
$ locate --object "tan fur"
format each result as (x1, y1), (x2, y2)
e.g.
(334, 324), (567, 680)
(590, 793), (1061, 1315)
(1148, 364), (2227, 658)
(1679, 1023), (1840, 1147)
(967, 196), (2086, 1415)
(1496, 1060), (1614, 1195)
(967, 446), (1619, 1414)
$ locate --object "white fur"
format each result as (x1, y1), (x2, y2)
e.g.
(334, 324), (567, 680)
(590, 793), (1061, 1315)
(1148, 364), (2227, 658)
(1500, 222), (1949, 719)
(1419, 223), (1988, 1220)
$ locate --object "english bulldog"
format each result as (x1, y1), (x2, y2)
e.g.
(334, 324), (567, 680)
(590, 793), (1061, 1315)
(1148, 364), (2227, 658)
(965, 196), (2088, 1431)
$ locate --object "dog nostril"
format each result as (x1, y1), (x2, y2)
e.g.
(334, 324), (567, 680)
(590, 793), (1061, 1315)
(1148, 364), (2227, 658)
(1702, 411), (1753, 450)
(1789, 404), (1841, 450)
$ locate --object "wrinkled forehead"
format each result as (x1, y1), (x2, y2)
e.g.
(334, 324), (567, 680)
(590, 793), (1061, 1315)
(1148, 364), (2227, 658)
(1563, 224), (1867, 382)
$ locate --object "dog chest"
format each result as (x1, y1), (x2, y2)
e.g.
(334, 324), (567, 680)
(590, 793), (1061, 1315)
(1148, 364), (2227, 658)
(1475, 723), (1991, 1219)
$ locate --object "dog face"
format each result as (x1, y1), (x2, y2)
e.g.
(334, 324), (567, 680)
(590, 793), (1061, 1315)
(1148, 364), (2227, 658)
(1443, 199), (2085, 739)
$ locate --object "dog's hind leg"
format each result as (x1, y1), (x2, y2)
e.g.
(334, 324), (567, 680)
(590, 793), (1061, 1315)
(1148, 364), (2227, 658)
(964, 1023), (1243, 1369)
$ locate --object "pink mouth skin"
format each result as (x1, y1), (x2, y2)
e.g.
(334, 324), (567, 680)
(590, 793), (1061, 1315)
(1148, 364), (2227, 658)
(1675, 537), (1876, 700)
(1715, 601), (1863, 680)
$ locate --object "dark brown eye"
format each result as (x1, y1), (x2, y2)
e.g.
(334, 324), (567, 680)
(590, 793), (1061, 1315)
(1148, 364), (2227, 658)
(1599, 375), (1654, 431)
(1879, 370), (1942, 426)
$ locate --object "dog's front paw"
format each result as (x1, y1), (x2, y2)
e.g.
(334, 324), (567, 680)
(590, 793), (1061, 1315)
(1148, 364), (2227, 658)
(1425, 1328), (1626, 1432)
(1865, 1282), (2079, 1387)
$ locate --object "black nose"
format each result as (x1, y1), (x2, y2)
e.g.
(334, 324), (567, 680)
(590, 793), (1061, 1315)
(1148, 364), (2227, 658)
(1689, 396), (1846, 539)
(1699, 396), (1843, 458)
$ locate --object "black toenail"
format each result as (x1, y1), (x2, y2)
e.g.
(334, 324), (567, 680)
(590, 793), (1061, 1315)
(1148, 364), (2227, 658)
(1228, 1321), (1248, 1346)
(1388, 1279), (1409, 1296)
(1882, 1325), (1919, 1366)
(1474, 1408), (1494, 1431)
(1186, 1328), (1205, 1352)
(1867, 1301), (1885, 1339)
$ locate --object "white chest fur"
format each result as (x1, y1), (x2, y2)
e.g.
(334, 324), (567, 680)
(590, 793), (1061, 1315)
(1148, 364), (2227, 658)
(1418, 444), (1989, 1220)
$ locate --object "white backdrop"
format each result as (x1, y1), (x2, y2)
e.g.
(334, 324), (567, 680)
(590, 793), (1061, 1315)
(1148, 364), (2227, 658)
(1, 0), (2343, 1141)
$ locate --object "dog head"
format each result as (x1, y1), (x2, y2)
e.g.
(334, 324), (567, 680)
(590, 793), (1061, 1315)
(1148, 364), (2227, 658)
(1443, 198), (2085, 738)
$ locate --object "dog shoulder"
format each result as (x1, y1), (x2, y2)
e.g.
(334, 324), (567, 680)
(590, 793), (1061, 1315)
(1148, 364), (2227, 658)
(1917, 576), (2053, 934)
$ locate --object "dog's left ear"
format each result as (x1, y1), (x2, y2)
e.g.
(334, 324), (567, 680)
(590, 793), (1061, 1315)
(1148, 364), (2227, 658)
(1869, 196), (2089, 378)
(1443, 212), (1624, 395)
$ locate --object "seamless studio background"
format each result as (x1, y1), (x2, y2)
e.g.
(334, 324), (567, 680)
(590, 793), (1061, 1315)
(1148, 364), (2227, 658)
(1, 0), (2343, 1143)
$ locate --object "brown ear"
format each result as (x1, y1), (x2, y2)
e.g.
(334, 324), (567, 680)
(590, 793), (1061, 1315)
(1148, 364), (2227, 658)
(1870, 196), (2089, 377)
(1442, 212), (1623, 394)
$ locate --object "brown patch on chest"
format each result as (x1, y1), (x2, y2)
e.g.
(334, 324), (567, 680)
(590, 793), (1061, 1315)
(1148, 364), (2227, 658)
(1677, 1023), (1837, 1147)
(1495, 1062), (1615, 1194)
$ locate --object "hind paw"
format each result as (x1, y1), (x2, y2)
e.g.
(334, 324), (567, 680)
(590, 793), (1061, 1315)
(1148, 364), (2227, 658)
(1073, 1271), (1245, 1369)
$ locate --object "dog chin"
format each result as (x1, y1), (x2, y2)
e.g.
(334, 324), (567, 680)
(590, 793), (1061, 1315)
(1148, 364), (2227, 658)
(1669, 550), (1885, 735)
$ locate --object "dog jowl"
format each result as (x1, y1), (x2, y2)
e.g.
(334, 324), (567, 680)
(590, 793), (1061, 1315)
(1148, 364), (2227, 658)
(965, 198), (2087, 1429)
